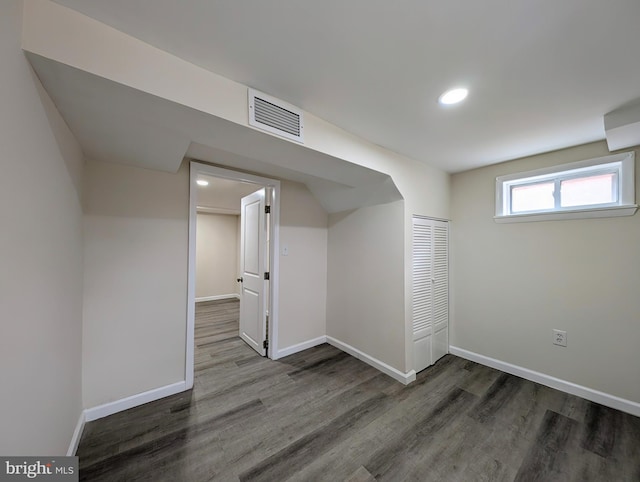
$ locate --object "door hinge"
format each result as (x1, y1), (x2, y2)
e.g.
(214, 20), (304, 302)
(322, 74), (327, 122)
(265, 205), (271, 214)
(264, 272), (270, 280)
(263, 339), (269, 350)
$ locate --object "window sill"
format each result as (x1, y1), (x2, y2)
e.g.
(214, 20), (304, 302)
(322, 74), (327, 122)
(494, 204), (638, 223)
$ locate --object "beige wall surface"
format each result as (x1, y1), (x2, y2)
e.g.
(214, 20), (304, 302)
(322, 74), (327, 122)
(0, 0), (84, 455)
(82, 164), (328, 404)
(278, 181), (328, 349)
(451, 141), (640, 403)
(196, 213), (239, 298)
(327, 201), (405, 371)
(82, 159), (189, 408)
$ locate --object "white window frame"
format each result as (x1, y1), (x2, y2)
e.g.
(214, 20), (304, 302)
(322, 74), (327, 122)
(495, 151), (637, 223)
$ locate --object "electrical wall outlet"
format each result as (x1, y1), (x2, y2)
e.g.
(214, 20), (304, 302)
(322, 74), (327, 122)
(553, 329), (567, 347)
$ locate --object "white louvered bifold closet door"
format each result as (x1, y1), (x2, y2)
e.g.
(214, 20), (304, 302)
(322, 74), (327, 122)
(412, 217), (449, 373)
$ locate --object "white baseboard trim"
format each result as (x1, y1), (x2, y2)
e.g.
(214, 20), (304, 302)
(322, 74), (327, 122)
(66, 411), (85, 456)
(195, 294), (239, 303)
(84, 381), (188, 422)
(449, 346), (640, 417)
(274, 336), (327, 359)
(327, 336), (416, 385)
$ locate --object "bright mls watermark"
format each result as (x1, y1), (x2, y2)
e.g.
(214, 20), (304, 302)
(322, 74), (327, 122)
(0, 458), (77, 481)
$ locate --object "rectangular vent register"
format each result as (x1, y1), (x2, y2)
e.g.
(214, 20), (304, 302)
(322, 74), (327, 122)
(248, 89), (304, 143)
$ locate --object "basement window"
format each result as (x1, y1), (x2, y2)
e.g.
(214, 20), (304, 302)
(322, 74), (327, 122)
(495, 151), (637, 223)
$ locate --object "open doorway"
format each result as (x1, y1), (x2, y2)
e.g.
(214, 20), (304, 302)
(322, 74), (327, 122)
(194, 177), (256, 303)
(186, 162), (281, 389)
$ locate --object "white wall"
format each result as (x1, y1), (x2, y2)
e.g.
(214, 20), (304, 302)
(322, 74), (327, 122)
(278, 181), (328, 349)
(451, 141), (640, 404)
(327, 201), (405, 371)
(0, 0), (84, 455)
(82, 159), (189, 408)
(196, 213), (239, 299)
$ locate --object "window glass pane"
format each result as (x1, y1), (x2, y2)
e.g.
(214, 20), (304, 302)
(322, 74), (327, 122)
(511, 182), (555, 213)
(560, 173), (615, 207)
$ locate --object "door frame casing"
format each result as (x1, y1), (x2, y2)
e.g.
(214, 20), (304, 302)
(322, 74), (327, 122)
(186, 161), (281, 389)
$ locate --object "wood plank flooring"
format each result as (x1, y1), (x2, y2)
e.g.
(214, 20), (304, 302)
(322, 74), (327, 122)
(77, 299), (640, 481)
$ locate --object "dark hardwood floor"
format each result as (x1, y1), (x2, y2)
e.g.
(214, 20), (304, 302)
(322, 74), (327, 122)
(77, 299), (640, 481)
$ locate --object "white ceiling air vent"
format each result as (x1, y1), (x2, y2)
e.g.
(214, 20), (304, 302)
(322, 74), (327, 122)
(604, 99), (640, 151)
(248, 89), (304, 143)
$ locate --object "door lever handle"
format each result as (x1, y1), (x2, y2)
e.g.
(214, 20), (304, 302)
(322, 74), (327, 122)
(236, 277), (243, 283)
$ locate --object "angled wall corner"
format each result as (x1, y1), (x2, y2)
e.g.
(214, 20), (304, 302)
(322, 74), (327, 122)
(604, 99), (640, 151)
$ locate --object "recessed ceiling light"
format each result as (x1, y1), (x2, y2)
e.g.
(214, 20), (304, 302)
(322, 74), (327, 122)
(196, 179), (209, 187)
(439, 88), (468, 106)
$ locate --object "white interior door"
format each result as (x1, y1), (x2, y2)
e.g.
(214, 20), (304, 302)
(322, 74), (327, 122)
(412, 218), (434, 372)
(412, 216), (449, 372)
(239, 189), (268, 355)
(431, 221), (449, 363)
